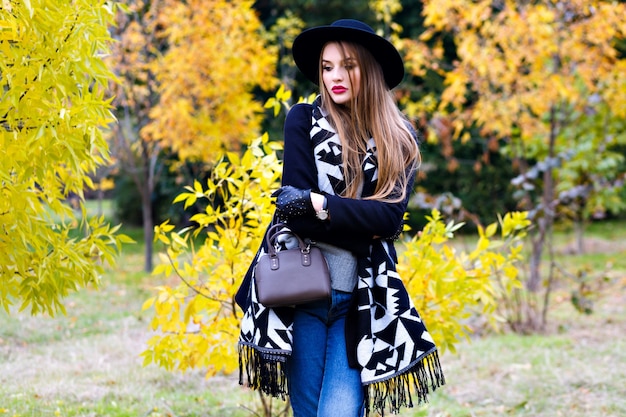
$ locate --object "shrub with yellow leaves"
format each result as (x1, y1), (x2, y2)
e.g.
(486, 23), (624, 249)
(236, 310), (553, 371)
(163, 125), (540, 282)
(399, 210), (531, 353)
(142, 133), (282, 377)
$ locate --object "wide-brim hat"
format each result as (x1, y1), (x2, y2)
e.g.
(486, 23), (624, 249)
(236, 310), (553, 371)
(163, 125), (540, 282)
(292, 19), (404, 89)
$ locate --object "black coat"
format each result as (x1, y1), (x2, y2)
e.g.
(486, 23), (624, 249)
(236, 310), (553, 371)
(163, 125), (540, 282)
(235, 102), (416, 309)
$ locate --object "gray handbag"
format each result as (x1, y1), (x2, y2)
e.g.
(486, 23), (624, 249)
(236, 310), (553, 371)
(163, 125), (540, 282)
(254, 223), (331, 307)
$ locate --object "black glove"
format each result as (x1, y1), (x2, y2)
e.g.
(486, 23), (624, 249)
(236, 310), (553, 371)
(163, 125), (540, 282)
(272, 185), (315, 219)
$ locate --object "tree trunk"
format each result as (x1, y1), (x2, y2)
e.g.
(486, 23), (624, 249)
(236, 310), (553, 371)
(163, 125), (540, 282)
(97, 187), (103, 217)
(574, 214), (585, 255)
(528, 230), (545, 292)
(141, 190), (154, 273)
(140, 154), (156, 273)
(526, 105), (558, 292)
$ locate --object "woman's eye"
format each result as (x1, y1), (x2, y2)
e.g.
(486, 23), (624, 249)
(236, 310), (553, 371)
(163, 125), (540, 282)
(322, 66), (332, 72)
(345, 64), (354, 70)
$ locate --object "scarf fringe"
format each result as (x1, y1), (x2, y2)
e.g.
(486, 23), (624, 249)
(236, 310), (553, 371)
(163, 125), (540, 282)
(238, 344), (288, 399)
(364, 349), (445, 416)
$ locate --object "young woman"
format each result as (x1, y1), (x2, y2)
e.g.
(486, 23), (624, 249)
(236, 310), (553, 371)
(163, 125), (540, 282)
(237, 19), (445, 417)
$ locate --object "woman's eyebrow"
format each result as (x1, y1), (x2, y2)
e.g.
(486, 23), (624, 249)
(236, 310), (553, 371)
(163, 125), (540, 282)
(322, 57), (356, 64)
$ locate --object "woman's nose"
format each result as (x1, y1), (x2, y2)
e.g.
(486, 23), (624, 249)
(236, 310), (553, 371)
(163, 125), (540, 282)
(331, 67), (344, 81)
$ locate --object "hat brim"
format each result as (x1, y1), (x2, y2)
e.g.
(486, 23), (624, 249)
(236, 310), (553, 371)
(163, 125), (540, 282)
(292, 25), (404, 89)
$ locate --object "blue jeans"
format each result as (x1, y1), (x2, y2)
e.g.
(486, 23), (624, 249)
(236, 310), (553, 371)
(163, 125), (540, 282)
(286, 290), (365, 417)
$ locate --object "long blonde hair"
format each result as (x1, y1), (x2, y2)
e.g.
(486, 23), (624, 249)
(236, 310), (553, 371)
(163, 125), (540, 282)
(318, 41), (420, 203)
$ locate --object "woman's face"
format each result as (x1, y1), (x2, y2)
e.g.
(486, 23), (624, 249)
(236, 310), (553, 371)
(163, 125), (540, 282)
(321, 42), (361, 106)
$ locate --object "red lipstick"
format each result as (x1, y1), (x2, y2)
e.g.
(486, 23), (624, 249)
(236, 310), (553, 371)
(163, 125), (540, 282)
(332, 86), (347, 94)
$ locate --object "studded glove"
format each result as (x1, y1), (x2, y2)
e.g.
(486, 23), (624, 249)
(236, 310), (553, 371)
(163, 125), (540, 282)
(272, 185), (315, 219)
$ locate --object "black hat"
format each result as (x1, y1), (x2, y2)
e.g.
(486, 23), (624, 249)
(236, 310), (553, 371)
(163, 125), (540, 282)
(292, 19), (404, 89)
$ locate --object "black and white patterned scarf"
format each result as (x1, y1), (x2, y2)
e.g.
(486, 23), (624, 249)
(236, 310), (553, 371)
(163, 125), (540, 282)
(238, 98), (445, 415)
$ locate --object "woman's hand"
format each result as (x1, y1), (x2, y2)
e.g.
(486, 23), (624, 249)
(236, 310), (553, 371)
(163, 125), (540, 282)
(272, 186), (315, 219)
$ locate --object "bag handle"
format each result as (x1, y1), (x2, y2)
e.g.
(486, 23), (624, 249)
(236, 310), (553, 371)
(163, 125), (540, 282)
(264, 223), (312, 270)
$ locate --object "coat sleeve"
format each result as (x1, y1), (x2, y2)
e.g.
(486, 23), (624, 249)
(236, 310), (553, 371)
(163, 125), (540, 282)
(280, 103), (319, 190)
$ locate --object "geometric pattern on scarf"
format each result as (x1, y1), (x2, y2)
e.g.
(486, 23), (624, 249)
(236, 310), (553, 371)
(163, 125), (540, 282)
(310, 99), (444, 414)
(355, 239), (436, 382)
(238, 97), (444, 415)
(310, 103), (378, 197)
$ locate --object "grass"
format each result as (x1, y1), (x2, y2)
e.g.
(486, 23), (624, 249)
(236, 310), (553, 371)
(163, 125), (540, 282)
(0, 250), (261, 417)
(1, 211), (625, 416)
(418, 290), (626, 417)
